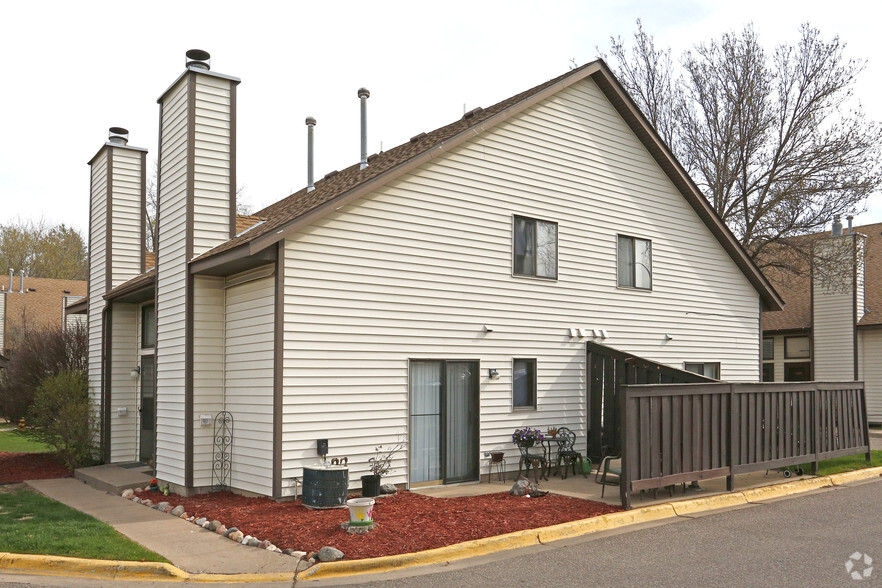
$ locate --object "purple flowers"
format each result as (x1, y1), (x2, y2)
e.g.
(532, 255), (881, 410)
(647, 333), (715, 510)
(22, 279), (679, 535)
(512, 427), (545, 445)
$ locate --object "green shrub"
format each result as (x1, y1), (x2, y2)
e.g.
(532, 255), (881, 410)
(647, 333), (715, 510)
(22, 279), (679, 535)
(26, 370), (95, 470)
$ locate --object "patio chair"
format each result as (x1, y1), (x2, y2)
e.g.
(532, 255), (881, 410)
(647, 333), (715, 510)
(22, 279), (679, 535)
(595, 454), (621, 497)
(555, 427), (589, 479)
(516, 443), (548, 484)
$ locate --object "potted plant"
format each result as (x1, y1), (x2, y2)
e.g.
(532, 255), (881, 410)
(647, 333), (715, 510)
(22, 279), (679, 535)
(511, 426), (544, 447)
(547, 427), (559, 438)
(363, 436), (405, 498)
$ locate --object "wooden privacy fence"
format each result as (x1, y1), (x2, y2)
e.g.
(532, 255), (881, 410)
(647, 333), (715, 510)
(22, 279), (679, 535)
(620, 381), (870, 509)
(586, 341), (714, 462)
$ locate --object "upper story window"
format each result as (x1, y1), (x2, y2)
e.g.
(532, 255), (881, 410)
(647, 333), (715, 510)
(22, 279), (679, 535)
(513, 216), (557, 279)
(141, 304), (156, 349)
(618, 235), (652, 289)
(784, 336), (810, 359)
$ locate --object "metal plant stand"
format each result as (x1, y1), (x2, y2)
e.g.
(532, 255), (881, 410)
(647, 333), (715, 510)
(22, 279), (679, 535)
(212, 411), (233, 490)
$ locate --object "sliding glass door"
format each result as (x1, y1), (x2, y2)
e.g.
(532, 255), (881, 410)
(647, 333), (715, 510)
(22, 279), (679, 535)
(409, 360), (479, 485)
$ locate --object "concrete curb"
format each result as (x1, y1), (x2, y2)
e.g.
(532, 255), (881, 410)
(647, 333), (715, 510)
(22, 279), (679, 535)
(5, 470), (881, 583)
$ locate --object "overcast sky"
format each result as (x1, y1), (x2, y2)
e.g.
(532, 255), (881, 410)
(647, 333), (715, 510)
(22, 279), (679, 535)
(2, 0), (880, 237)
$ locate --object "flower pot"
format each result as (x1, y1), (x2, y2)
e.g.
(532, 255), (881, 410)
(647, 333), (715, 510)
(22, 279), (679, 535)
(361, 474), (382, 497)
(346, 497), (375, 526)
(490, 451), (505, 463)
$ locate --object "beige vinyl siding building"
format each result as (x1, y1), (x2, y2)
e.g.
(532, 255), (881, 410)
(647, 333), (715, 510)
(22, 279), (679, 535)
(90, 53), (782, 497)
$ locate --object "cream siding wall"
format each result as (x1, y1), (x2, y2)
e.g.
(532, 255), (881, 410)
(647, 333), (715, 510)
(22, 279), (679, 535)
(155, 77), (190, 485)
(109, 303), (139, 462)
(88, 152), (108, 409)
(280, 77), (760, 491)
(109, 149), (144, 287)
(192, 276), (225, 487)
(812, 290), (855, 381)
(224, 274), (274, 495)
(192, 75), (232, 254)
(859, 330), (882, 424)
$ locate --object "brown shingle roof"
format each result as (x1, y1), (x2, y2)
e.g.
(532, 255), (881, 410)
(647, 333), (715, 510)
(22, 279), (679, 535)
(1, 277), (87, 351)
(761, 222), (882, 331)
(235, 215), (266, 235)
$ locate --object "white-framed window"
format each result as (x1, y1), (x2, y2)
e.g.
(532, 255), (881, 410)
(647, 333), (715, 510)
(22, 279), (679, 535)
(684, 362), (720, 379)
(617, 235), (652, 289)
(513, 215), (558, 279)
(512, 358), (537, 409)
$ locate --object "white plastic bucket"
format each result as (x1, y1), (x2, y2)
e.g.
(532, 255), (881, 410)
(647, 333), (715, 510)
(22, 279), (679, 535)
(346, 497), (375, 526)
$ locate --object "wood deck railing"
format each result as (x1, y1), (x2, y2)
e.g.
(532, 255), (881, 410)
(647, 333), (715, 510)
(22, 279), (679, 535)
(619, 381), (870, 509)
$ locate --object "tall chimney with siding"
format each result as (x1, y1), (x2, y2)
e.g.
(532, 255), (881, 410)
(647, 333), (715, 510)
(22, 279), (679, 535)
(87, 127), (148, 461)
(154, 50), (240, 493)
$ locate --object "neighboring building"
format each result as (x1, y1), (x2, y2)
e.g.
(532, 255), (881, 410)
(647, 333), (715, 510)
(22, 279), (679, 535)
(0, 273), (87, 357)
(761, 218), (882, 422)
(88, 52), (782, 497)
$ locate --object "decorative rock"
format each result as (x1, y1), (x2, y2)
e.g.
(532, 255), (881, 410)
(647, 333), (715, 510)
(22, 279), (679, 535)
(195, 517), (207, 526)
(296, 559), (313, 572)
(131, 497), (140, 503)
(224, 527), (238, 537)
(141, 499), (153, 507)
(247, 537), (261, 547)
(134, 488), (143, 493)
(202, 521), (211, 529)
(282, 548), (295, 556)
(171, 505), (185, 517)
(265, 544), (277, 552)
(157, 502), (170, 511)
(150, 504), (160, 510)
(121, 489), (134, 498)
(228, 531), (244, 542)
(317, 546), (344, 562)
(180, 513), (189, 519)
(187, 516), (195, 522)
(242, 535), (252, 545)
(208, 520), (222, 532)
(215, 525), (227, 535)
(162, 505), (173, 513)
(273, 547), (282, 553)
(380, 483), (397, 495)
(258, 540), (271, 550)
(290, 550), (308, 559)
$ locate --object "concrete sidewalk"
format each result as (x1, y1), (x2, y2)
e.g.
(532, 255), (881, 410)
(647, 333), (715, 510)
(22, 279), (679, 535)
(24, 478), (299, 576)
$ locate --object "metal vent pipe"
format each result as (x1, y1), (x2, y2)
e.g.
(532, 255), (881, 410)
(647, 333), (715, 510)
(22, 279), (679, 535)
(7, 268), (13, 291)
(19, 269), (25, 293)
(108, 127), (129, 146)
(306, 116), (316, 192)
(832, 215), (842, 237)
(847, 215), (854, 233)
(358, 88), (370, 170)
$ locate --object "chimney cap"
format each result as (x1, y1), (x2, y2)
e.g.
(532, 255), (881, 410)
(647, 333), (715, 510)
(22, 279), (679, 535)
(358, 87), (370, 99)
(186, 49), (211, 70)
(305, 116), (316, 126)
(108, 127), (129, 145)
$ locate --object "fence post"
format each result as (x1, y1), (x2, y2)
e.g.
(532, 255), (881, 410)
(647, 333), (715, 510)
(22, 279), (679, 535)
(812, 384), (820, 476)
(859, 383), (871, 463)
(727, 383), (737, 492)
(619, 384), (631, 510)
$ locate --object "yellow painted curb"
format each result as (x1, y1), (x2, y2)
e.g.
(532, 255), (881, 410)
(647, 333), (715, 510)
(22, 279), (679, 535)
(298, 528), (540, 580)
(536, 504), (677, 543)
(669, 492), (749, 516)
(741, 477), (832, 502)
(0, 552), (187, 580)
(828, 466), (882, 486)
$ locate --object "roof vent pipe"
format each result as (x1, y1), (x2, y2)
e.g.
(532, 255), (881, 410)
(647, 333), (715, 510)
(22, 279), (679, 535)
(358, 88), (370, 170)
(19, 269), (25, 293)
(185, 49), (211, 71)
(305, 116), (316, 192)
(8, 268), (13, 291)
(832, 215), (842, 237)
(847, 215), (854, 233)
(108, 127), (129, 146)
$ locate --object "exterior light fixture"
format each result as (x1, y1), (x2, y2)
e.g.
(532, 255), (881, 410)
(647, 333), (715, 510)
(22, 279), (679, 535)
(488, 368), (500, 380)
(130, 366), (141, 379)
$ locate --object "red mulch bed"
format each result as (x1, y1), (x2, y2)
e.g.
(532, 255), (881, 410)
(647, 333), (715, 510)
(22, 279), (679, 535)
(133, 489), (622, 560)
(0, 452), (71, 484)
